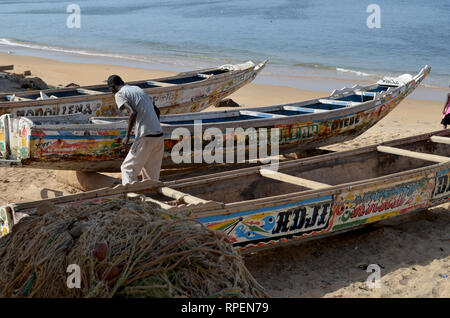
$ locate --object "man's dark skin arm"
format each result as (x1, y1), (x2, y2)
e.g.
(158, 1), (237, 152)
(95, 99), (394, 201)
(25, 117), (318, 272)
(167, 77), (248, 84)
(154, 104), (161, 121)
(121, 102), (137, 146)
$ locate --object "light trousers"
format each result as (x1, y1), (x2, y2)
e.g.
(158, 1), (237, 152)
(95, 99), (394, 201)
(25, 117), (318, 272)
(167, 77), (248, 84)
(121, 136), (164, 185)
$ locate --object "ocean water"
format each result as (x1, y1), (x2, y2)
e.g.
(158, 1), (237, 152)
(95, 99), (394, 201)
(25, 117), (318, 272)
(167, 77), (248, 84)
(0, 0), (449, 91)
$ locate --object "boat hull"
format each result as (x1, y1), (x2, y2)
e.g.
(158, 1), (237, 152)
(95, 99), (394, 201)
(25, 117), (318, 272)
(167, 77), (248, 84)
(0, 61), (265, 116)
(1, 130), (449, 253)
(0, 66), (430, 172)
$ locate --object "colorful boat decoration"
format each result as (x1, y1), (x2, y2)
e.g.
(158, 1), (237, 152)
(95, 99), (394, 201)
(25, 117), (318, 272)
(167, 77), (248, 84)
(0, 66), (430, 172)
(0, 60), (266, 116)
(1, 130), (449, 252)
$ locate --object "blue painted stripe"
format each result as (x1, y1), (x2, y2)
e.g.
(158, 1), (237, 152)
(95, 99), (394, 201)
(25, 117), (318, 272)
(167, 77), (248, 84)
(28, 93), (397, 141)
(196, 195), (333, 224)
(247, 113), (274, 118)
(286, 107), (315, 113)
(322, 100), (350, 106)
(30, 135), (127, 140)
(57, 131), (74, 136)
(437, 168), (450, 176)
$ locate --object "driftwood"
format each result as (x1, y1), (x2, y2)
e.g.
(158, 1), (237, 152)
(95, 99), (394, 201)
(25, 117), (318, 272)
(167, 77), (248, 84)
(216, 98), (240, 107)
(0, 65), (13, 72)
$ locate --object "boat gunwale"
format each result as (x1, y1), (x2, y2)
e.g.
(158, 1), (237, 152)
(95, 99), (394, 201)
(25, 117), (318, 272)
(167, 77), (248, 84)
(11, 65), (429, 132)
(16, 98), (380, 133)
(168, 129), (450, 216)
(18, 91), (411, 133)
(0, 62), (261, 108)
(6, 129), (449, 216)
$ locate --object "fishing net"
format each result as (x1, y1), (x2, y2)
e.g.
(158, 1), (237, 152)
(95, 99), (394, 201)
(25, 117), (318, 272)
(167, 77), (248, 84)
(0, 198), (267, 298)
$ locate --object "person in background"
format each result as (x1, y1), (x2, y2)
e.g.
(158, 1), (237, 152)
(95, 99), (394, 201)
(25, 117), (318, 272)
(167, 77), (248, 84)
(107, 75), (164, 185)
(442, 86), (450, 129)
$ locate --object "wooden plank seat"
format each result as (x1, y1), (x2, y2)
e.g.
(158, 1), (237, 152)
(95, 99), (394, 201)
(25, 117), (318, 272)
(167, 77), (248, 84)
(147, 81), (177, 88)
(283, 106), (327, 113)
(259, 168), (330, 190)
(76, 88), (105, 95)
(318, 99), (362, 107)
(377, 146), (450, 163)
(355, 91), (377, 97)
(239, 110), (287, 118)
(157, 186), (209, 205)
(430, 136), (450, 145)
(197, 73), (213, 79)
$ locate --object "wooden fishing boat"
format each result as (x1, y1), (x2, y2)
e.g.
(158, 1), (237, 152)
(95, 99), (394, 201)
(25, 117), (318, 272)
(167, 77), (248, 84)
(1, 130), (449, 253)
(0, 60), (266, 116)
(0, 66), (430, 172)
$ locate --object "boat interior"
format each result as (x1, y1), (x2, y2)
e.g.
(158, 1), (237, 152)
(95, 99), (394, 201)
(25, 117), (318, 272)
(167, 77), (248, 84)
(10, 83), (396, 129)
(142, 133), (450, 206)
(0, 68), (233, 103)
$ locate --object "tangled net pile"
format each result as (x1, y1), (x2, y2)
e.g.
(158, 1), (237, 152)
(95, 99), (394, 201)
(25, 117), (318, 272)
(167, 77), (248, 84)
(0, 198), (267, 298)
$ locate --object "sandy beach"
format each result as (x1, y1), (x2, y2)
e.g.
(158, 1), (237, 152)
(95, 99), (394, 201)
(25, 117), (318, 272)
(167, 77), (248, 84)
(0, 52), (449, 298)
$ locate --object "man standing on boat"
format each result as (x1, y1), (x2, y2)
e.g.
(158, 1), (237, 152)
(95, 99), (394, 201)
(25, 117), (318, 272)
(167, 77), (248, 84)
(107, 75), (164, 185)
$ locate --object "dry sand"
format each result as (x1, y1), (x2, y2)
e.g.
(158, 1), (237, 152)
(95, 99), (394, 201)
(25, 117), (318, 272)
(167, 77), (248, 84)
(0, 52), (449, 298)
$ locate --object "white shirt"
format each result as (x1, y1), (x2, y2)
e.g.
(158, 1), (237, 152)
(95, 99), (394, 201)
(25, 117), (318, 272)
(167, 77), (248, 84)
(114, 85), (162, 139)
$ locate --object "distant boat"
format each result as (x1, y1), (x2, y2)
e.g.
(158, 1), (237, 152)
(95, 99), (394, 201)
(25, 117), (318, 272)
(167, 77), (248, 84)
(0, 60), (266, 116)
(0, 66), (430, 172)
(1, 128), (449, 253)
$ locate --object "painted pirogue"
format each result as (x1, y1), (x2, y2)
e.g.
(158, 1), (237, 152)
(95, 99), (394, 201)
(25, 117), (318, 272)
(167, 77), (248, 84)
(2, 129), (449, 253)
(0, 66), (430, 172)
(0, 60), (266, 116)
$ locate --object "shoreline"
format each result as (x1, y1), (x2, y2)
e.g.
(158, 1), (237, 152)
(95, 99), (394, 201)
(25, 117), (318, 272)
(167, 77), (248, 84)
(0, 44), (448, 103)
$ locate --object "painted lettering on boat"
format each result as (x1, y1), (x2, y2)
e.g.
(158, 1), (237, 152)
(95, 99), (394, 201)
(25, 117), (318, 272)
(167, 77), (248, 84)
(272, 203), (332, 234)
(431, 168), (450, 203)
(14, 101), (101, 117)
(332, 177), (433, 230)
(331, 114), (361, 131)
(279, 124), (318, 141)
(202, 196), (333, 247)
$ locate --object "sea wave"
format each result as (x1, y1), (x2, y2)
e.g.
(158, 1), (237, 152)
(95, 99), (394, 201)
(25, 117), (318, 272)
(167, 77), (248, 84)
(0, 37), (242, 70)
(336, 67), (374, 77)
(0, 38), (156, 64)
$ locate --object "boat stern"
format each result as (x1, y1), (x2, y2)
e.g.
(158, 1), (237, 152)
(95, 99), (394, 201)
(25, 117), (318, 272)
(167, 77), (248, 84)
(0, 115), (8, 159)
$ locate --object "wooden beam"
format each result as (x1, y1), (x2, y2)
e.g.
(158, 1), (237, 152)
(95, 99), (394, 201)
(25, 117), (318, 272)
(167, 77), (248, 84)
(126, 193), (174, 210)
(77, 88), (103, 95)
(16, 179), (163, 210)
(157, 187), (208, 205)
(259, 168), (330, 190)
(144, 197), (174, 210)
(355, 91), (376, 97)
(431, 136), (450, 145)
(0, 65), (13, 71)
(147, 81), (177, 88)
(377, 146), (450, 163)
(239, 110), (286, 118)
(318, 99), (361, 107)
(197, 73), (213, 79)
(283, 106), (326, 113)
